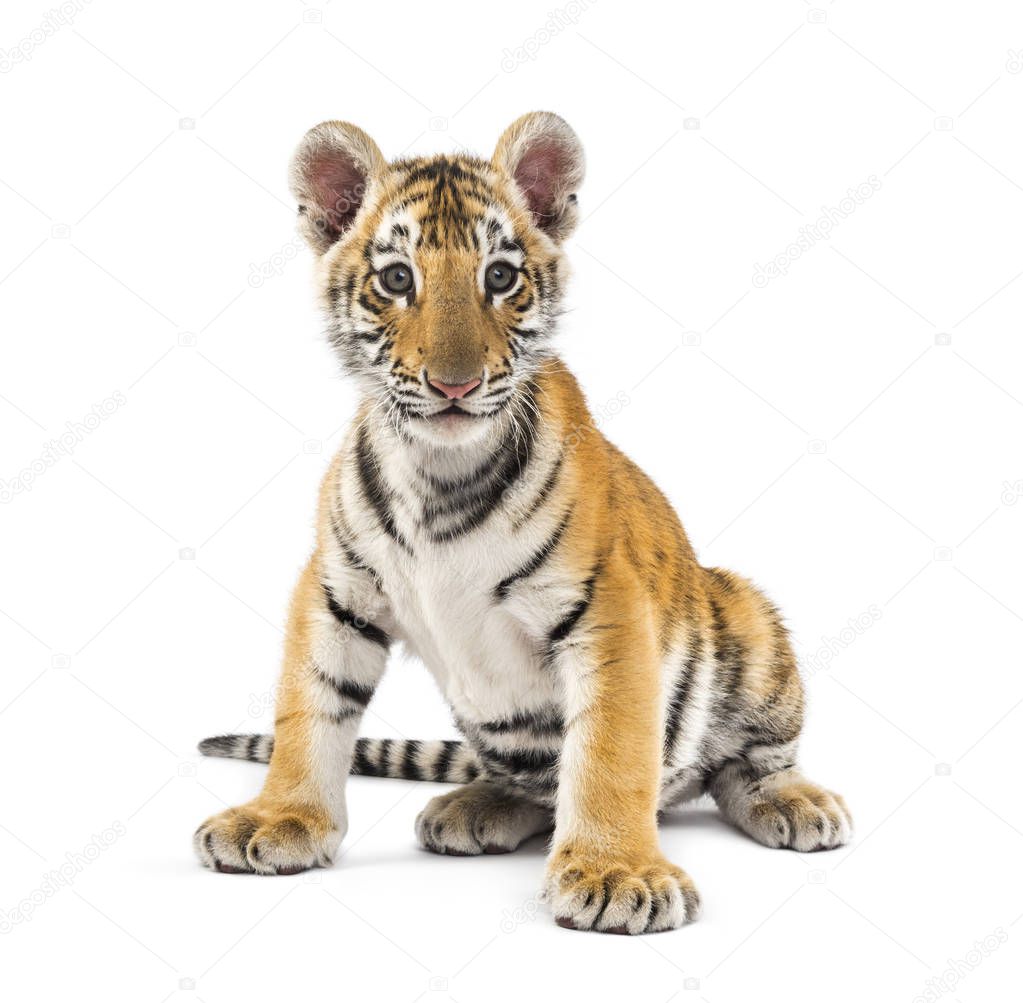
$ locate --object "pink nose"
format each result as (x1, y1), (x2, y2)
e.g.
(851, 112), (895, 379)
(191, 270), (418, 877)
(428, 377), (481, 400)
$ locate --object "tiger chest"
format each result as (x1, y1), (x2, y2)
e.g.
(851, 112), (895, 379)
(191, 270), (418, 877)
(379, 538), (562, 726)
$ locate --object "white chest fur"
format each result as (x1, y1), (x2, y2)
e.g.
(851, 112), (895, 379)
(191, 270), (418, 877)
(383, 548), (560, 723)
(337, 418), (567, 726)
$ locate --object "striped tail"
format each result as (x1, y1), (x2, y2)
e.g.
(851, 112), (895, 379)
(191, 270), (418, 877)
(197, 734), (481, 784)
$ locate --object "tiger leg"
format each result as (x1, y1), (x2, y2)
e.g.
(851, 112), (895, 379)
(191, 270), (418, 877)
(194, 554), (390, 874)
(708, 747), (853, 852)
(544, 572), (700, 934)
(415, 780), (552, 856)
(701, 568), (852, 851)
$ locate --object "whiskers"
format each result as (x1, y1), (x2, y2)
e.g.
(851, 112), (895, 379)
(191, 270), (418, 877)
(358, 368), (550, 452)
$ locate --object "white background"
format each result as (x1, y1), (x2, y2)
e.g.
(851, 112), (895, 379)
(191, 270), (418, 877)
(1, 0), (1021, 1000)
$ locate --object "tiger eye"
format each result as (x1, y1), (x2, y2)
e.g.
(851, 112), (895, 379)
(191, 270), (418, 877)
(484, 261), (517, 294)
(380, 263), (414, 295)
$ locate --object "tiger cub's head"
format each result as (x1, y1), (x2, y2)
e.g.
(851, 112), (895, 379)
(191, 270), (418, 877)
(288, 112), (584, 445)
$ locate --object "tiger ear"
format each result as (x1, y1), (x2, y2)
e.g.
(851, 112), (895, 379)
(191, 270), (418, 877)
(289, 121), (387, 254)
(492, 111), (585, 242)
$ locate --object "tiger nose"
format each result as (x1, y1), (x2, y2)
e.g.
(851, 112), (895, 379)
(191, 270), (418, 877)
(427, 377), (482, 400)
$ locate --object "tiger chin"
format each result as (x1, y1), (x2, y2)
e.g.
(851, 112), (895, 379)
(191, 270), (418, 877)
(193, 112), (852, 934)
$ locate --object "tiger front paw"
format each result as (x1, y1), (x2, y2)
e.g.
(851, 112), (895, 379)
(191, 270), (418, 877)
(544, 845), (700, 934)
(415, 780), (552, 855)
(193, 801), (341, 875)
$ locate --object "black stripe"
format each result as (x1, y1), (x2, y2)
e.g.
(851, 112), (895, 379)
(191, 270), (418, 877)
(479, 709), (564, 737)
(197, 735), (236, 757)
(548, 599), (589, 646)
(738, 681), (802, 750)
(710, 598), (744, 714)
(246, 734), (260, 762)
(429, 384), (539, 542)
(477, 764), (555, 794)
(432, 740), (457, 781)
(353, 740), (374, 775)
(314, 666), (375, 708)
(377, 738), (393, 774)
(322, 582), (390, 649)
(337, 678), (374, 707)
(401, 739), (422, 780)
(530, 264), (547, 300)
(591, 877), (614, 931)
(547, 567), (600, 650)
(357, 292), (384, 316)
(663, 637), (702, 760)
(355, 426), (412, 552)
(476, 744), (558, 775)
(493, 510), (571, 601)
(330, 512), (383, 585)
(513, 452), (564, 529)
(417, 456), (495, 497)
(418, 412), (532, 523)
(325, 708), (360, 725)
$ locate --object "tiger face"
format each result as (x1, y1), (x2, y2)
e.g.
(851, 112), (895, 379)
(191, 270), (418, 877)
(289, 113), (585, 445)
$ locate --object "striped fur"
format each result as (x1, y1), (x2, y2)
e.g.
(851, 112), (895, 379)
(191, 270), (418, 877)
(194, 113), (851, 933)
(200, 734), (480, 783)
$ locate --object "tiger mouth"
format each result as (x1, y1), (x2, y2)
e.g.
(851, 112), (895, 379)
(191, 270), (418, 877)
(431, 405), (476, 419)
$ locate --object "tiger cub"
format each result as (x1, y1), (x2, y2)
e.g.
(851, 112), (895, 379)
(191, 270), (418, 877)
(194, 112), (851, 934)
